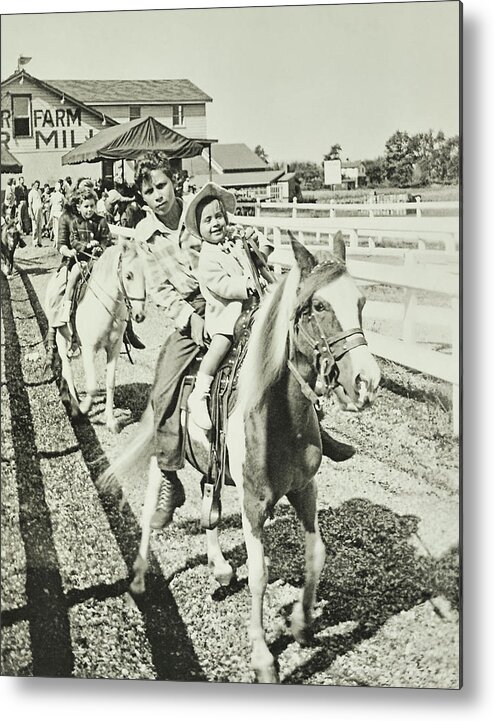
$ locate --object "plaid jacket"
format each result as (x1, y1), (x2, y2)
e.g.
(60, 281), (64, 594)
(134, 204), (202, 330)
(69, 214), (111, 258)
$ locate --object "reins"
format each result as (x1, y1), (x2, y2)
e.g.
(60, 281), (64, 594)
(76, 249), (145, 323)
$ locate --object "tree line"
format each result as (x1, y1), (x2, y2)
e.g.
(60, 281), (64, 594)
(255, 130), (460, 190)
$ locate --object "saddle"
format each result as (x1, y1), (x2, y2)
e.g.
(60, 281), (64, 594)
(67, 262), (94, 354)
(178, 295), (259, 529)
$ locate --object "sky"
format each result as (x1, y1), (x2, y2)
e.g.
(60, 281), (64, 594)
(1, 1), (460, 165)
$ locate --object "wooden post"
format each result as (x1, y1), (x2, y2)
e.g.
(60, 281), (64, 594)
(348, 228), (358, 249)
(208, 144), (212, 182)
(403, 288), (418, 345)
(292, 197), (298, 218)
(451, 296), (460, 435)
(255, 200), (261, 217)
(416, 196), (422, 217)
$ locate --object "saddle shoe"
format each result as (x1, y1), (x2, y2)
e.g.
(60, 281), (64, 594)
(124, 320), (145, 350)
(150, 471), (186, 530)
(320, 427), (356, 462)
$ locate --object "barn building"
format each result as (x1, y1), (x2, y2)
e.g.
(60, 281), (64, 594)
(1, 69), (213, 186)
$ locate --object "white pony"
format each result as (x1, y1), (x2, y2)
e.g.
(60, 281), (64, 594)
(44, 240), (146, 432)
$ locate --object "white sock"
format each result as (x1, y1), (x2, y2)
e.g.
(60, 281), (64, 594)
(193, 372), (213, 398)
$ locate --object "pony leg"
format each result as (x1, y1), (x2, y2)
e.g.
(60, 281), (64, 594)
(130, 455), (162, 595)
(205, 527), (234, 586)
(287, 480), (326, 645)
(104, 337), (124, 433)
(55, 330), (79, 409)
(239, 490), (278, 684)
(79, 344), (98, 415)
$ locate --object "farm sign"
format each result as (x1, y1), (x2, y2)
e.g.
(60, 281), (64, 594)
(1, 104), (95, 150)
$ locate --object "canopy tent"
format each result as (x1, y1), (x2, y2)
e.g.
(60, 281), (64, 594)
(61, 115), (212, 165)
(1, 146), (23, 174)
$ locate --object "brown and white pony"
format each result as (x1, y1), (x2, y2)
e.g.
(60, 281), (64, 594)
(1, 218), (25, 277)
(100, 235), (380, 682)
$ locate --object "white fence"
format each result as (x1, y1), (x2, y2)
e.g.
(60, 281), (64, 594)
(110, 216), (460, 435)
(237, 198), (459, 220)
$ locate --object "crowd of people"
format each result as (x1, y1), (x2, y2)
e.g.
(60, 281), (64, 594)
(1, 174), (148, 246)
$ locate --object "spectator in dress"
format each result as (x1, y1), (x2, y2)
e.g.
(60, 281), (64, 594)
(28, 180), (43, 247)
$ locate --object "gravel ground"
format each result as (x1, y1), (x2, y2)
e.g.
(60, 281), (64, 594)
(0, 239), (460, 687)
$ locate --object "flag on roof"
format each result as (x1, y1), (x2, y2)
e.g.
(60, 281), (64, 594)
(17, 56), (32, 67)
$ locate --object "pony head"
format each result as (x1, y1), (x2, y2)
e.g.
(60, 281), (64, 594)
(117, 238), (147, 323)
(290, 232), (380, 410)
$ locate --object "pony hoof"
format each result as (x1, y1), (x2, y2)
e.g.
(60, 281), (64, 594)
(106, 420), (120, 434)
(254, 666), (279, 684)
(79, 399), (92, 415)
(213, 563), (234, 587)
(130, 576), (146, 595)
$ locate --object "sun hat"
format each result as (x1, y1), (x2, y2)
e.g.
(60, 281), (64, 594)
(184, 182), (236, 239)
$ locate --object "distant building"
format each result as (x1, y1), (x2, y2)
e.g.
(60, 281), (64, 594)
(323, 158), (367, 190)
(1, 69), (212, 185)
(183, 143), (298, 201)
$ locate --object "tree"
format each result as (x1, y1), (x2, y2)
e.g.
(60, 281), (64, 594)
(323, 144), (342, 161)
(362, 157), (386, 187)
(254, 145), (269, 164)
(384, 131), (418, 187)
(289, 161), (324, 190)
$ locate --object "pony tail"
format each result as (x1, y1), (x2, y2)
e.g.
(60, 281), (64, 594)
(97, 403), (155, 494)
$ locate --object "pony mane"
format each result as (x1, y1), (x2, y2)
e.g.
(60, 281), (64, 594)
(237, 264), (301, 412)
(92, 240), (138, 281)
(237, 251), (347, 412)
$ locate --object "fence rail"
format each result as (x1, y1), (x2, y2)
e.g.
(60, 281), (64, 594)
(236, 199), (460, 220)
(109, 221), (459, 434)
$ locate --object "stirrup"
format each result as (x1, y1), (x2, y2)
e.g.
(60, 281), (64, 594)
(201, 481), (221, 530)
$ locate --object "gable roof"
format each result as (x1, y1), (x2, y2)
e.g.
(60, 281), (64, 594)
(1, 70), (117, 126)
(44, 79), (212, 105)
(190, 169), (285, 189)
(210, 143), (269, 172)
(341, 160), (365, 169)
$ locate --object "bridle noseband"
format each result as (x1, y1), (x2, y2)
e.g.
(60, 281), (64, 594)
(289, 268), (368, 401)
(116, 253), (146, 315)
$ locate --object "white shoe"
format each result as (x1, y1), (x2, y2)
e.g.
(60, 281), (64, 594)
(188, 391), (212, 430)
(59, 300), (72, 324)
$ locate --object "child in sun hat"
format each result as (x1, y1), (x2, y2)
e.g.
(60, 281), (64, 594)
(184, 182), (260, 430)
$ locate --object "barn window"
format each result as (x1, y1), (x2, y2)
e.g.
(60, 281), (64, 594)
(11, 94), (32, 138)
(129, 105), (141, 120)
(172, 104), (184, 126)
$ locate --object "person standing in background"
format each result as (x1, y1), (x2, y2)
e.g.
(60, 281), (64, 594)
(14, 176), (30, 234)
(49, 180), (65, 248)
(28, 180), (43, 247)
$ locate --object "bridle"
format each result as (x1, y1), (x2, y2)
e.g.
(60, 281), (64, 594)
(78, 249), (146, 321)
(288, 265), (368, 405)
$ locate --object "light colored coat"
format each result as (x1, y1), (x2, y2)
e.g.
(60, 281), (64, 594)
(197, 239), (252, 337)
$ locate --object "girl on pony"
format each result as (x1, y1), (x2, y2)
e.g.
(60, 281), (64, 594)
(184, 182), (259, 429)
(59, 187), (111, 324)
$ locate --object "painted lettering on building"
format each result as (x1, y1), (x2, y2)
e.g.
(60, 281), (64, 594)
(1, 106), (95, 149)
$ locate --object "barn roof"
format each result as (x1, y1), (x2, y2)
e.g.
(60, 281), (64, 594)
(45, 79), (212, 104)
(190, 169), (285, 189)
(211, 143), (269, 171)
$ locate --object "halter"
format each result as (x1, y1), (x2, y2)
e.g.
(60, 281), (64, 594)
(289, 266), (368, 404)
(78, 249), (146, 321)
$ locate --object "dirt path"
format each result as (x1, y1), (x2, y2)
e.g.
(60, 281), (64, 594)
(1, 241), (460, 686)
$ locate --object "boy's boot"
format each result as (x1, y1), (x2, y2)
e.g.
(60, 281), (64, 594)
(124, 318), (145, 350)
(319, 427), (355, 462)
(187, 372), (213, 430)
(150, 471), (186, 530)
